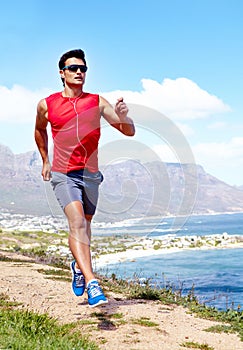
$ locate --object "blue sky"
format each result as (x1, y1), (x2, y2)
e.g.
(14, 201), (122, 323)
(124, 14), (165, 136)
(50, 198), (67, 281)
(0, 0), (242, 186)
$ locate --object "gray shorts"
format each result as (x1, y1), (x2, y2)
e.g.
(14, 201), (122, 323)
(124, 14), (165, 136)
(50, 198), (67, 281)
(50, 169), (103, 215)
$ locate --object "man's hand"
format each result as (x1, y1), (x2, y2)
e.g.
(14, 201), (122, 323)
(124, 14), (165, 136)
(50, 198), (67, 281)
(100, 95), (135, 136)
(42, 162), (52, 181)
(115, 97), (129, 120)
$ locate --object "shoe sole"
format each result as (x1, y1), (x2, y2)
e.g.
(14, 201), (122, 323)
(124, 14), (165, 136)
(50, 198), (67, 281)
(88, 299), (108, 308)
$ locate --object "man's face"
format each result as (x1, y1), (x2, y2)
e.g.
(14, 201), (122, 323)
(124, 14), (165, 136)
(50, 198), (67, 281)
(60, 57), (87, 87)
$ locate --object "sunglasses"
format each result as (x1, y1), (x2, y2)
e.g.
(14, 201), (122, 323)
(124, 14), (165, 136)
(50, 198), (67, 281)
(62, 64), (88, 73)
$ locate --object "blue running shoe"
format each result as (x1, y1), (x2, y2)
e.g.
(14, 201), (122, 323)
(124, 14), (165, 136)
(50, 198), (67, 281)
(87, 280), (108, 307)
(70, 261), (85, 296)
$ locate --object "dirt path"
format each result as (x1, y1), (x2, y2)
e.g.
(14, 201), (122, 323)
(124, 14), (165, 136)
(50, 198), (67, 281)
(0, 252), (242, 350)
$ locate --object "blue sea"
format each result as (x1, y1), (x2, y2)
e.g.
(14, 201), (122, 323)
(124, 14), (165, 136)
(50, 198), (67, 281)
(94, 213), (243, 310)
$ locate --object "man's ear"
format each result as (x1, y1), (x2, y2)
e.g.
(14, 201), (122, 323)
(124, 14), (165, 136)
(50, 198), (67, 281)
(59, 69), (65, 79)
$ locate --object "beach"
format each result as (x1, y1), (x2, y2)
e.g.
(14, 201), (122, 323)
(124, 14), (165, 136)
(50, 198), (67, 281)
(94, 233), (243, 268)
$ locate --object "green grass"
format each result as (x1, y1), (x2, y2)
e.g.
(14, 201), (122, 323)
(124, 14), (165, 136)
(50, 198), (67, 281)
(180, 341), (214, 349)
(101, 273), (179, 304)
(36, 268), (70, 276)
(188, 303), (243, 341)
(131, 317), (159, 327)
(36, 268), (71, 282)
(0, 293), (22, 308)
(205, 324), (235, 334)
(0, 294), (98, 350)
(110, 312), (124, 319)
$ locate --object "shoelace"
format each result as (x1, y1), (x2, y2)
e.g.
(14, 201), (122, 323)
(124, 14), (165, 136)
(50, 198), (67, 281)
(88, 283), (103, 298)
(75, 273), (85, 287)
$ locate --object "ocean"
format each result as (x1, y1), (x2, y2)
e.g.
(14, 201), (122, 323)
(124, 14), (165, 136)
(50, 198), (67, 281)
(94, 213), (243, 310)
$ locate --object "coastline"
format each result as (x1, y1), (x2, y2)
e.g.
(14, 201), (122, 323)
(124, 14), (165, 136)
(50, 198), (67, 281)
(93, 211), (243, 227)
(94, 234), (243, 268)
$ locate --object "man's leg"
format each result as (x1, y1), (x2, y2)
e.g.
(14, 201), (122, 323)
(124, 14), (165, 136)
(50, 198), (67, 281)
(64, 200), (95, 284)
(65, 200), (108, 306)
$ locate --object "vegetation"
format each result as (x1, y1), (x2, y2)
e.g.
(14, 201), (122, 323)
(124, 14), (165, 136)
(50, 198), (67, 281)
(131, 317), (159, 327)
(188, 302), (243, 341)
(0, 228), (243, 348)
(180, 341), (214, 350)
(36, 268), (71, 282)
(0, 294), (98, 350)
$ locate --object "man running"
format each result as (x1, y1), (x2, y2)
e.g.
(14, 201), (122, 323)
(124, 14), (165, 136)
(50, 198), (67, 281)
(34, 49), (135, 307)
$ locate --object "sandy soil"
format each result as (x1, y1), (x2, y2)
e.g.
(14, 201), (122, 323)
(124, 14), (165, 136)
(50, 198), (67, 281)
(0, 252), (242, 350)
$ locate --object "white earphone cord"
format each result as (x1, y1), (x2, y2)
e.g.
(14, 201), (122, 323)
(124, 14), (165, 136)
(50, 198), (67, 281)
(69, 98), (88, 165)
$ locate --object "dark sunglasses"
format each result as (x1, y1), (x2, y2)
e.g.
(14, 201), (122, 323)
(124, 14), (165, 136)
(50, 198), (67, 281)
(62, 64), (88, 73)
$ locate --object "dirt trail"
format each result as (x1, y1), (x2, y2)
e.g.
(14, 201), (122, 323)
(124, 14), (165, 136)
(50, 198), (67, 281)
(0, 252), (242, 350)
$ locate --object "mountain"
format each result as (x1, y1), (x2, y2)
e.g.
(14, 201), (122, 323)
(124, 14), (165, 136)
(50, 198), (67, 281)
(0, 144), (51, 215)
(1, 143), (243, 222)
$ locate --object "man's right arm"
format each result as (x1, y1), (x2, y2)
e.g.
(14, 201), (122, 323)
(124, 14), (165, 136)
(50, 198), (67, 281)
(34, 99), (51, 181)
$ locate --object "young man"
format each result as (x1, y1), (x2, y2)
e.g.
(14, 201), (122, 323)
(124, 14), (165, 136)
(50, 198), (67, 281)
(34, 49), (135, 307)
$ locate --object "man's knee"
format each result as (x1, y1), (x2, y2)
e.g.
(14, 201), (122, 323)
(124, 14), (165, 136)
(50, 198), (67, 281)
(68, 215), (86, 230)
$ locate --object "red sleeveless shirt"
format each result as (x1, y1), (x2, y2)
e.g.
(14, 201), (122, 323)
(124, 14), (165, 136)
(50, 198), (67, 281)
(46, 92), (100, 173)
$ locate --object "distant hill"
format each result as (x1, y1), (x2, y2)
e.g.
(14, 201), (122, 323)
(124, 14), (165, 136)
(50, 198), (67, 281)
(1, 143), (243, 222)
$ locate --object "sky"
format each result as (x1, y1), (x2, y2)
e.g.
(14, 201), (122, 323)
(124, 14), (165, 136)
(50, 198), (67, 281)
(0, 0), (242, 186)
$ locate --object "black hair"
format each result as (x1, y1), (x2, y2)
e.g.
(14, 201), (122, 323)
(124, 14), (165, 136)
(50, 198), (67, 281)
(58, 49), (87, 86)
(58, 49), (87, 69)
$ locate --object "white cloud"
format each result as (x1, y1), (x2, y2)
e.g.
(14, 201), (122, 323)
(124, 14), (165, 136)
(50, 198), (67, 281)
(152, 144), (179, 163)
(207, 121), (228, 130)
(175, 122), (194, 137)
(101, 77), (231, 120)
(148, 137), (243, 185)
(193, 137), (243, 161)
(0, 85), (52, 123)
(192, 137), (243, 185)
(0, 78), (230, 124)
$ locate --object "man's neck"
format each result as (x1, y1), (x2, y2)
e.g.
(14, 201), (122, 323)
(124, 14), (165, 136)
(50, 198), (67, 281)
(62, 86), (83, 98)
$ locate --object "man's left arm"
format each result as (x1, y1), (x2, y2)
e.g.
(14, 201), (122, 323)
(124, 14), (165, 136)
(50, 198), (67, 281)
(100, 96), (135, 136)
